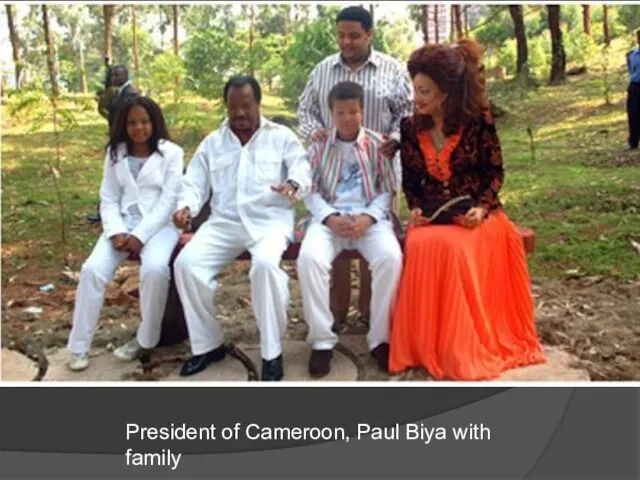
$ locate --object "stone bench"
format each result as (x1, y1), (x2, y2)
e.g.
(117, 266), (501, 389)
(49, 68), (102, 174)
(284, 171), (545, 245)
(143, 214), (535, 347)
(181, 225), (536, 261)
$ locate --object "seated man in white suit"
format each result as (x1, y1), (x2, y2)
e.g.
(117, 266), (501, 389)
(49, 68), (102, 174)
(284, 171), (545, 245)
(172, 75), (311, 381)
(67, 96), (184, 371)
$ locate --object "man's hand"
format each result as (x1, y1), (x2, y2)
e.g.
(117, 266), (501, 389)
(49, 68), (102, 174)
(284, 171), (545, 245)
(312, 128), (329, 142)
(325, 214), (353, 238)
(346, 215), (374, 240)
(381, 135), (400, 160)
(271, 183), (297, 200)
(110, 233), (129, 251)
(454, 206), (486, 229)
(173, 207), (192, 231)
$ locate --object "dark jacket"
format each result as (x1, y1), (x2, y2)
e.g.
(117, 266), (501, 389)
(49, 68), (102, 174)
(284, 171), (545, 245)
(107, 83), (139, 129)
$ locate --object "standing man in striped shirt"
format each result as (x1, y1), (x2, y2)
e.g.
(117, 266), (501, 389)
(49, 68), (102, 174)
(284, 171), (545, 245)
(297, 6), (413, 329)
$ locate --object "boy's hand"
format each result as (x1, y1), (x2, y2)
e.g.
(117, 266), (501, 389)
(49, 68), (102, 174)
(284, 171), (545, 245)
(347, 215), (374, 240)
(325, 215), (352, 238)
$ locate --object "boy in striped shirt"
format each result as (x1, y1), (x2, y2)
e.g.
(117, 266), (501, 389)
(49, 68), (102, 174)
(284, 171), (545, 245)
(297, 81), (403, 378)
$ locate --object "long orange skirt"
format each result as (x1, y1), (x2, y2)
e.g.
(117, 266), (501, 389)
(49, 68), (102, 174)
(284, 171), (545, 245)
(389, 209), (546, 380)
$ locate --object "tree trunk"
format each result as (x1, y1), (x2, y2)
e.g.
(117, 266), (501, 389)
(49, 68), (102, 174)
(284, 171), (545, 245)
(132, 6), (140, 88)
(464, 5), (469, 37)
(6, 5), (22, 89)
(79, 43), (87, 94)
(547, 5), (566, 85)
(422, 5), (429, 43)
(434, 5), (440, 43)
(582, 5), (591, 36)
(248, 5), (255, 76)
(173, 6), (179, 55)
(603, 5), (610, 46)
(42, 6), (60, 98)
(103, 5), (115, 61)
(369, 4), (374, 25)
(173, 5), (180, 89)
(509, 5), (528, 77)
(453, 5), (464, 40)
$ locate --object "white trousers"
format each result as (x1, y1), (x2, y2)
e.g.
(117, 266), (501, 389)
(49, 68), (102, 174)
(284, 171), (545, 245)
(67, 225), (180, 353)
(174, 218), (290, 361)
(297, 220), (403, 351)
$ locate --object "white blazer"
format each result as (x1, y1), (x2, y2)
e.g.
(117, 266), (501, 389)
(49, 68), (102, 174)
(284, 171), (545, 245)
(100, 139), (184, 244)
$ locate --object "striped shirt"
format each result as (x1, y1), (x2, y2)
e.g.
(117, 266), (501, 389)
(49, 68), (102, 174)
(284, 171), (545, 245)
(297, 48), (414, 144)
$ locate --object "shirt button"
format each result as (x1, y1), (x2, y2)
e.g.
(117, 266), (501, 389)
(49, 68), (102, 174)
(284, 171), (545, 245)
(443, 189), (450, 196)
(443, 181), (449, 187)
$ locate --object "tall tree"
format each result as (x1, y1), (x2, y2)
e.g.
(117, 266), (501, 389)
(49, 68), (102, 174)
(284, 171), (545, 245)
(422, 5), (429, 43)
(603, 5), (610, 46)
(547, 5), (566, 85)
(434, 4), (440, 43)
(582, 5), (591, 36)
(42, 5), (59, 97)
(464, 5), (469, 37)
(132, 6), (139, 87)
(247, 4), (255, 76)
(509, 5), (528, 77)
(453, 5), (464, 40)
(6, 5), (22, 88)
(103, 5), (116, 61)
(173, 5), (180, 89)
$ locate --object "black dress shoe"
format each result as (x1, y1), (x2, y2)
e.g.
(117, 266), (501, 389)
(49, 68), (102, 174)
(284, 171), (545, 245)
(180, 345), (226, 377)
(371, 343), (390, 373)
(308, 349), (333, 378)
(261, 355), (284, 381)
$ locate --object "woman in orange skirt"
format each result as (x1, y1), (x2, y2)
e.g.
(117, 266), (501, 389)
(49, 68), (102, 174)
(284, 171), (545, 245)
(389, 40), (546, 380)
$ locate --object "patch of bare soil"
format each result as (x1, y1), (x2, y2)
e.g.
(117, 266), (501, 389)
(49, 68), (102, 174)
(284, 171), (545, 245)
(532, 275), (640, 381)
(582, 148), (640, 168)
(2, 263), (638, 381)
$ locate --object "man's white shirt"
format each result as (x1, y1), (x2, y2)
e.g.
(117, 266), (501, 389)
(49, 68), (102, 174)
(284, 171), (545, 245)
(177, 116), (311, 243)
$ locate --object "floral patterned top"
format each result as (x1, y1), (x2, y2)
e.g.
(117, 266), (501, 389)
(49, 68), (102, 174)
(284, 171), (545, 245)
(399, 107), (504, 213)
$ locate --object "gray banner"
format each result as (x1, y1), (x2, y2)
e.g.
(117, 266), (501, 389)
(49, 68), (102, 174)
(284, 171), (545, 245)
(0, 387), (637, 479)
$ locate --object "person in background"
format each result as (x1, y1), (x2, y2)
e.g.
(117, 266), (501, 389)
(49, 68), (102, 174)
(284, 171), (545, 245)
(297, 5), (413, 330)
(172, 75), (311, 382)
(90, 64), (139, 224)
(67, 96), (184, 371)
(625, 30), (640, 151)
(389, 40), (546, 380)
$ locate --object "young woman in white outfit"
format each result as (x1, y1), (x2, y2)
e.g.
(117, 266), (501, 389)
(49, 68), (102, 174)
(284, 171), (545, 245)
(66, 96), (184, 371)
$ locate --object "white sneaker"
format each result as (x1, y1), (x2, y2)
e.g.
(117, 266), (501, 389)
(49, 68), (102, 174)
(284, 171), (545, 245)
(68, 352), (89, 371)
(113, 338), (142, 362)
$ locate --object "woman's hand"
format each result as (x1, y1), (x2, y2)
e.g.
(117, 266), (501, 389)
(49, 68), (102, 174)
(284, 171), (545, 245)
(408, 208), (428, 226)
(455, 206), (487, 229)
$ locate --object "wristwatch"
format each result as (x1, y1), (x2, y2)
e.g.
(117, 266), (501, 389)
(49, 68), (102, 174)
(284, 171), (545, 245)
(286, 179), (300, 192)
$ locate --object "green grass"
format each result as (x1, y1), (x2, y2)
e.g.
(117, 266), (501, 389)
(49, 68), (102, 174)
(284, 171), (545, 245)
(2, 40), (639, 280)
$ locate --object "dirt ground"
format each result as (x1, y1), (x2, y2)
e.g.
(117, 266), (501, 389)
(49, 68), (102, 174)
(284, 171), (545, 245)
(1, 259), (639, 381)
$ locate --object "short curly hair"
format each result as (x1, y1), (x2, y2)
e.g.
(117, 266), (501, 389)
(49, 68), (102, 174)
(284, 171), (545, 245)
(407, 39), (488, 135)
